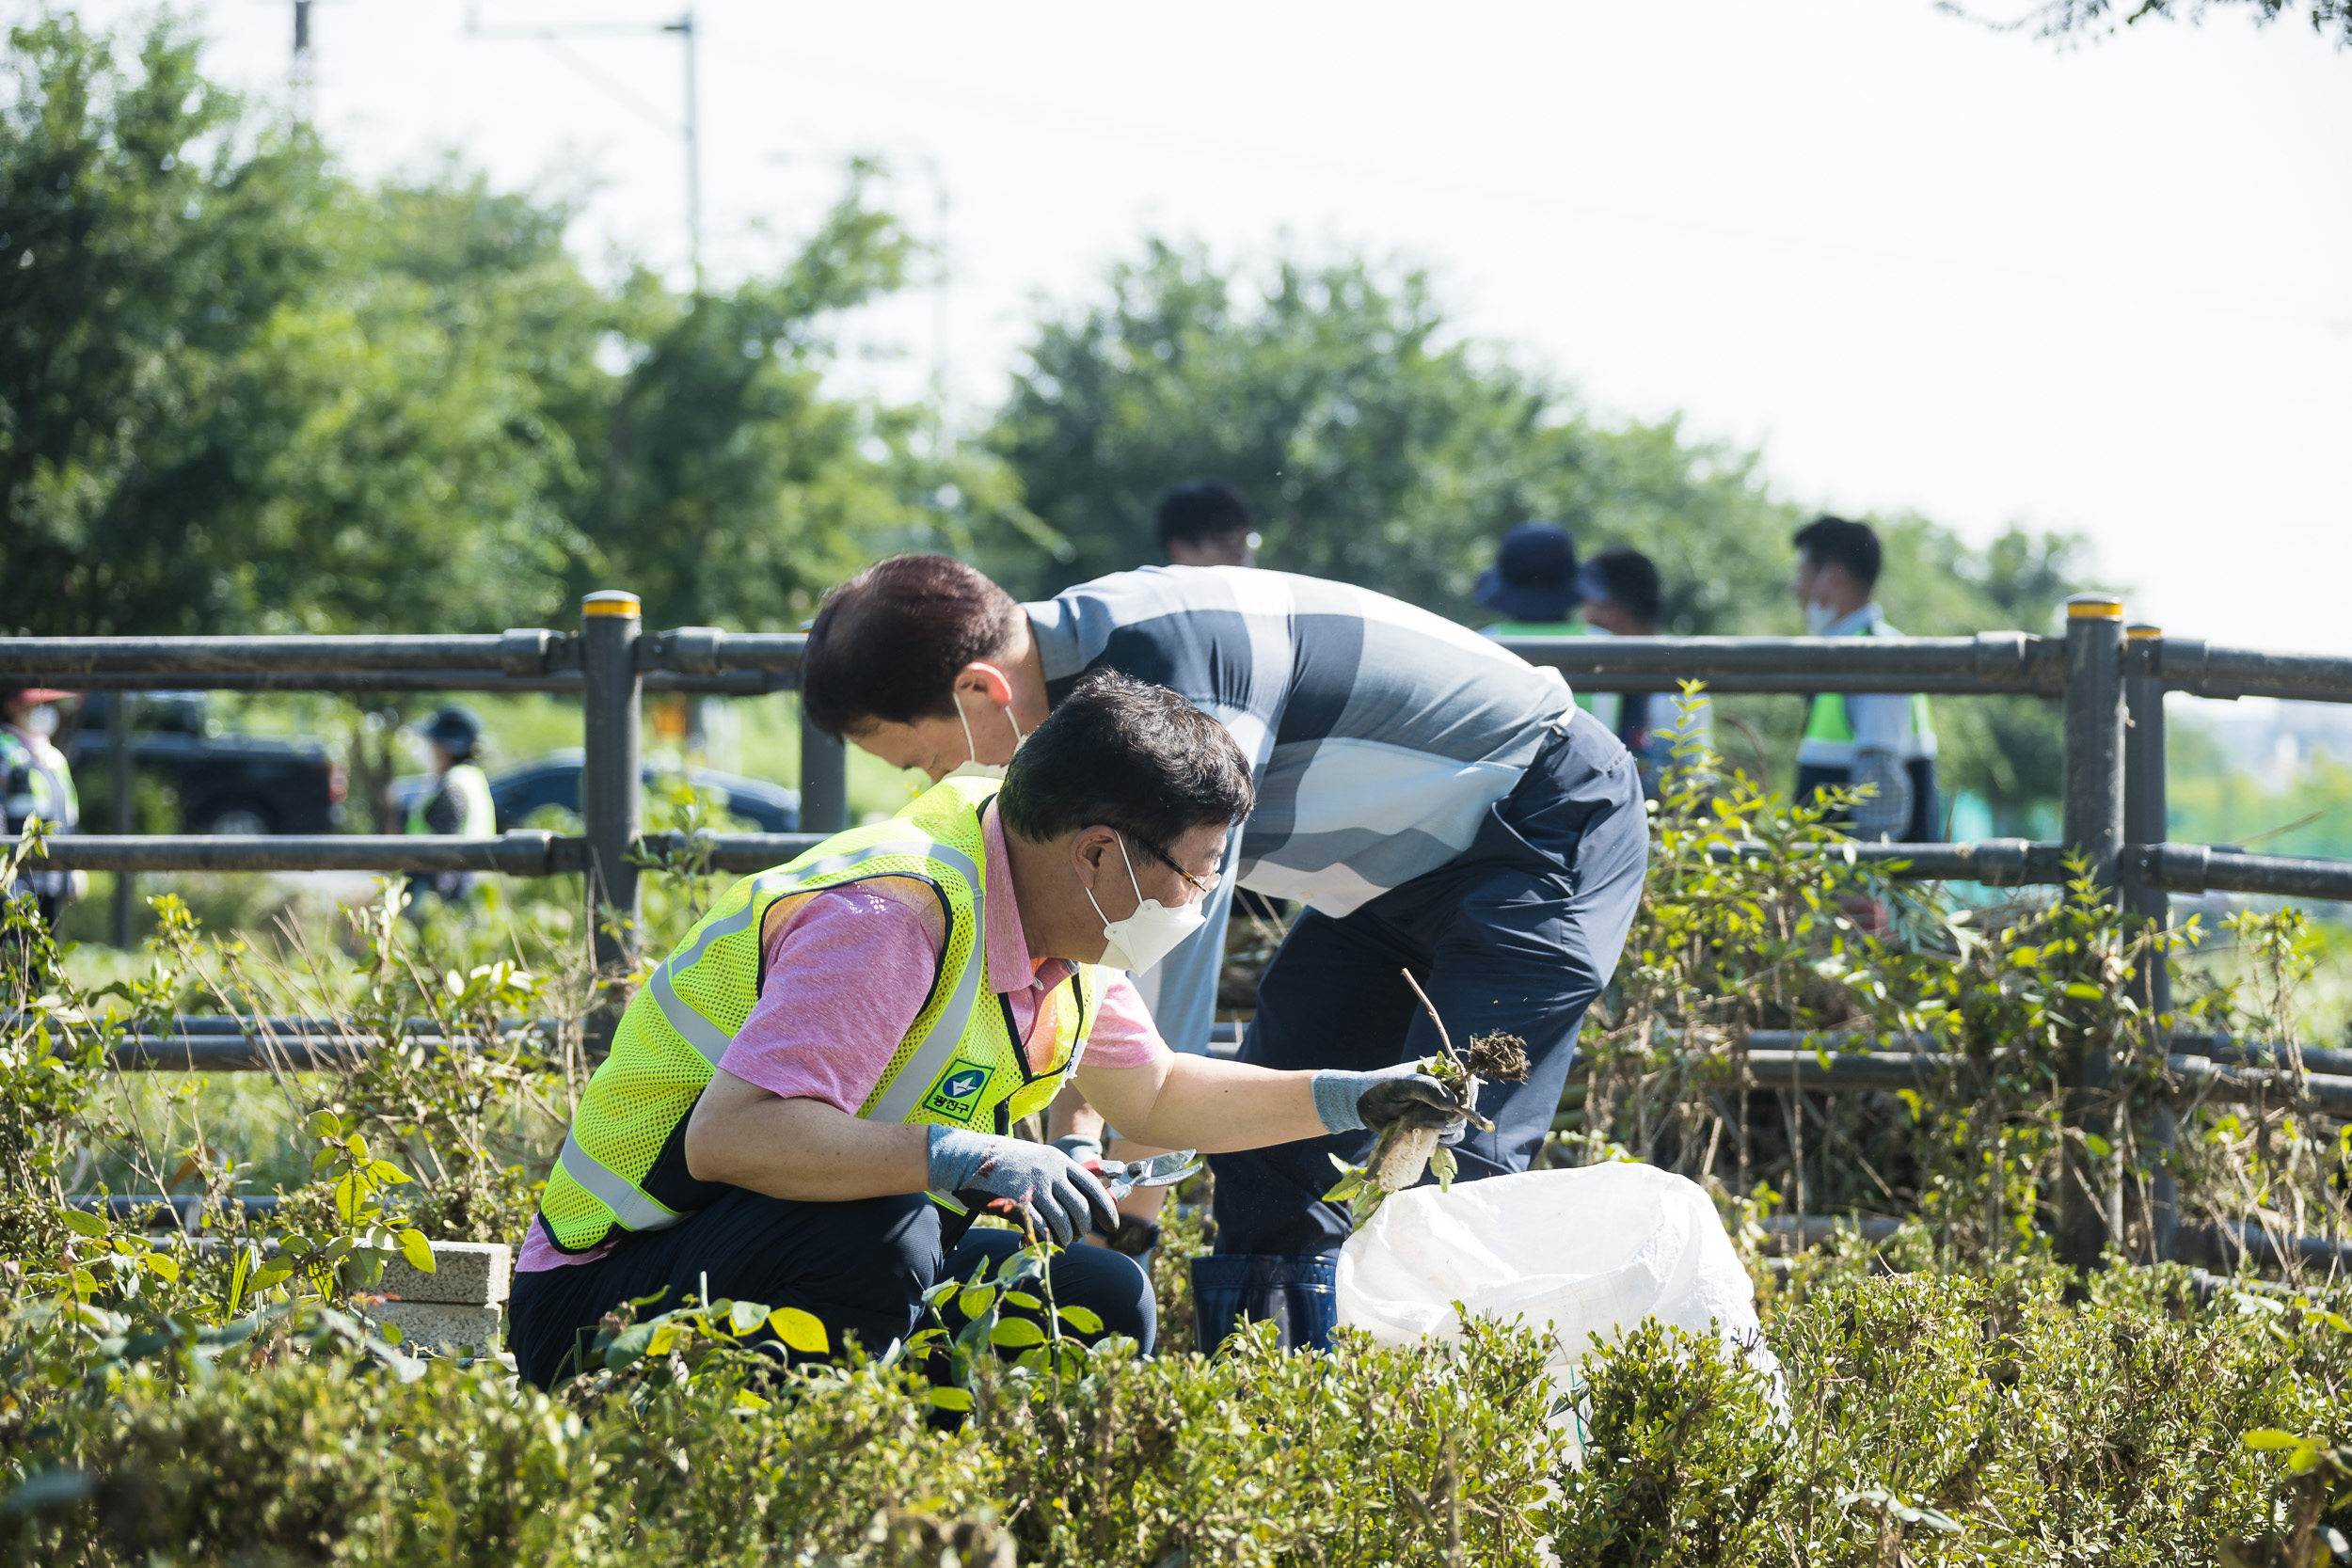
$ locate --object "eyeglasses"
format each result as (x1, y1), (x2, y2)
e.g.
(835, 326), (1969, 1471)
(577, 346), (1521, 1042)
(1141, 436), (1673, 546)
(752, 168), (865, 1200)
(1123, 832), (1222, 899)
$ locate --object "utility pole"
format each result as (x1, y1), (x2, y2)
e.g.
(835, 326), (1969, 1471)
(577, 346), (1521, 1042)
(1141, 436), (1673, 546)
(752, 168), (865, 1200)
(665, 10), (701, 287)
(466, 7), (704, 287)
(279, 0), (316, 122)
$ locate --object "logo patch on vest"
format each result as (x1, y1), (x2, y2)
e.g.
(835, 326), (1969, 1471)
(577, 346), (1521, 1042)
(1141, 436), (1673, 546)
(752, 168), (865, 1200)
(923, 1056), (994, 1123)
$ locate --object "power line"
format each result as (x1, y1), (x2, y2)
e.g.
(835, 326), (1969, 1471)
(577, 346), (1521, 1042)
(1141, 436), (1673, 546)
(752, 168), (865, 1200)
(464, 5), (702, 288)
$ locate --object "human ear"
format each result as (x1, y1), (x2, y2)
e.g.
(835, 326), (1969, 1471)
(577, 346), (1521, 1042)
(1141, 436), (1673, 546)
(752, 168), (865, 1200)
(954, 662), (1016, 708)
(1068, 827), (1119, 892)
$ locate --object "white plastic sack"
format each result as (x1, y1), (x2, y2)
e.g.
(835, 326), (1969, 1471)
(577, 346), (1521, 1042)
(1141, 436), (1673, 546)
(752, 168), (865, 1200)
(1335, 1163), (1781, 1463)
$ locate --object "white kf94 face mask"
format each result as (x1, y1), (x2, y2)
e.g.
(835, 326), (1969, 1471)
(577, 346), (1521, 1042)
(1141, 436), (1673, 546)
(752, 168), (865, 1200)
(1084, 836), (1208, 974)
(942, 699), (1026, 784)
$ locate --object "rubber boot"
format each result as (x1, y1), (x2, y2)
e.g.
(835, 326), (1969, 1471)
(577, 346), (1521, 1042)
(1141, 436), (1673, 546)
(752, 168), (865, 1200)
(1190, 1254), (1337, 1354)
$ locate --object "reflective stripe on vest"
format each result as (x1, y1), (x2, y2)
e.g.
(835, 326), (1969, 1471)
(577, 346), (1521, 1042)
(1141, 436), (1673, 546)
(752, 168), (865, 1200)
(534, 777), (1103, 1254)
(556, 1129), (679, 1232)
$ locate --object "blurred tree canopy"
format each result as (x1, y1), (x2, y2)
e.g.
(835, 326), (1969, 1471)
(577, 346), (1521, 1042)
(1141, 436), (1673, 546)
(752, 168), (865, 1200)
(980, 240), (2091, 826)
(0, 14), (986, 637)
(980, 241), (1797, 630)
(2, 17), (2098, 828)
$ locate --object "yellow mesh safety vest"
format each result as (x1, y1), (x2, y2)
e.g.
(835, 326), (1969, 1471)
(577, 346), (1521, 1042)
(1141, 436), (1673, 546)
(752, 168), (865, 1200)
(537, 776), (1105, 1254)
(405, 762), (497, 837)
(1798, 615), (1936, 768)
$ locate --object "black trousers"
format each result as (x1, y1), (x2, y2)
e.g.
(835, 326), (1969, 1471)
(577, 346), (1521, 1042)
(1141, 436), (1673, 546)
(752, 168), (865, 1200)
(507, 1185), (1155, 1389)
(1210, 707), (1649, 1259)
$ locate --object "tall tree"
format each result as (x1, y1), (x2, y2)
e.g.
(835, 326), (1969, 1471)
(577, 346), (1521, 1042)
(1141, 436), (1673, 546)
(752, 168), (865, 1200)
(0, 14), (335, 634)
(0, 18), (979, 639)
(573, 174), (955, 632)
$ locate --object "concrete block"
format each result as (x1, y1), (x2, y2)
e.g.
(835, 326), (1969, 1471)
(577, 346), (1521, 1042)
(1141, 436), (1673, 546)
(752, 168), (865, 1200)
(375, 1241), (512, 1307)
(363, 1300), (504, 1357)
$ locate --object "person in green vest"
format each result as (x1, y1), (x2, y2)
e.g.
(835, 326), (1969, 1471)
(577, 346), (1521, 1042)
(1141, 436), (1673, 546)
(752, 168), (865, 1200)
(1, 686), (85, 927)
(1474, 521), (1622, 731)
(1791, 515), (1939, 842)
(405, 705), (498, 911)
(505, 671), (1469, 1387)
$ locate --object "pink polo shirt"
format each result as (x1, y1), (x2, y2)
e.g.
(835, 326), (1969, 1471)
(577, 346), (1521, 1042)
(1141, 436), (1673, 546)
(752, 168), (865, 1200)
(518, 803), (1168, 1272)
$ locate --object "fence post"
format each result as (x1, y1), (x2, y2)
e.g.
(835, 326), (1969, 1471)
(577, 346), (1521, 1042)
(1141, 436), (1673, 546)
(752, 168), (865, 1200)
(108, 695), (135, 947)
(798, 703), (849, 833)
(2058, 594), (2127, 1275)
(580, 592), (644, 979)
(2122, 623), (2177, 1262)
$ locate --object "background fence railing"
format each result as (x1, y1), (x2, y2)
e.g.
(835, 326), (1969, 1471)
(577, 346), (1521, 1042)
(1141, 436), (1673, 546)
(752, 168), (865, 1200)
(10, 590), (2352, 1269)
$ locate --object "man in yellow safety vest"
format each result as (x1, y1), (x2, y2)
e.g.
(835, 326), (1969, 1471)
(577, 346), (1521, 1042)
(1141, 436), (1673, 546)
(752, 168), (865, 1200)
(506, 671), (1469, 1386)
(1791, 515), (1939, 842)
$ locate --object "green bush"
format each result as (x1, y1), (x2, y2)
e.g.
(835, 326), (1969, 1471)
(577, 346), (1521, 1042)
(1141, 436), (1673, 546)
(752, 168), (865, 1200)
(2, 1268), (2344, 1566)
(5, 735), (2350, 1566)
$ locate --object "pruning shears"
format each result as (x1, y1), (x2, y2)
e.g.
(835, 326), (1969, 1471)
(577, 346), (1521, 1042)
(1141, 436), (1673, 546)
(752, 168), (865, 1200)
(1092, 1148), (1203, 1200)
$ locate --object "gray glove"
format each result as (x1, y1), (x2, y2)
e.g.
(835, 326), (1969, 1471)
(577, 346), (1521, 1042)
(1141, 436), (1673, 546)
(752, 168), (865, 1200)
(1050, 1132), (1104, 1168)
(1311, 1060), (1470, 1142)
(927, 1126), (1120, 1246)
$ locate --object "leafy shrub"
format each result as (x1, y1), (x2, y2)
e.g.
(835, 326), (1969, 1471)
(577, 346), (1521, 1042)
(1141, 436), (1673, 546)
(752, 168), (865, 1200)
(5, 724), (2350, 1566)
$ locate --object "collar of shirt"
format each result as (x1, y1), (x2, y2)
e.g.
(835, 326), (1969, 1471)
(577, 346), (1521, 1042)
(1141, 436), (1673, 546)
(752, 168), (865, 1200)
(980, 800), (1076, 997)
(1823, 602), (1883, 638)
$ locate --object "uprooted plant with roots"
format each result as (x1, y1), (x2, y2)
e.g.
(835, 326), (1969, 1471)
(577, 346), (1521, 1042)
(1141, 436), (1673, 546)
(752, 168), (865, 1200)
(1325, 968), (1534, 1226)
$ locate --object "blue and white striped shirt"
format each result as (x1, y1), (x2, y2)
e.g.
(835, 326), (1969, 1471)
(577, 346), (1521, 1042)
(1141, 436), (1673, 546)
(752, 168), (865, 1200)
(1026, 566), (1580, 1049)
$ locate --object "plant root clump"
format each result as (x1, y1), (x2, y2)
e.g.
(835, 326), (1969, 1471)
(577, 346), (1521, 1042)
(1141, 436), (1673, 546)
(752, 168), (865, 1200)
(1463, 1030), (1531, 1085)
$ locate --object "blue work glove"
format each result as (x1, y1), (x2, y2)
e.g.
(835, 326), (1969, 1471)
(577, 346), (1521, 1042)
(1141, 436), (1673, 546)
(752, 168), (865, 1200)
(927, 1126), (1120, 1246)
(1311, 1060), (1470, 1143)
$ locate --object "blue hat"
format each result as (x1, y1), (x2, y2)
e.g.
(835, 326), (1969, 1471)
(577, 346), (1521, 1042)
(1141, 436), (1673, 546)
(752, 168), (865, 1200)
(421, 705), (483, 756)
(1474, 523), (1581, 623)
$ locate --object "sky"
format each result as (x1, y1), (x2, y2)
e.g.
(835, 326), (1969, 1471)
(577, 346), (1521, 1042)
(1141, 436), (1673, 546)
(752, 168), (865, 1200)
(54, 0), (2352, 654)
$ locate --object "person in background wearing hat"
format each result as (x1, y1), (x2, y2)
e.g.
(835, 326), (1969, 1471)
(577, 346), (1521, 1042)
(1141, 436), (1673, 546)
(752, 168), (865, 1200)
(405, 705), (498, 912)
(1155, 480), (1260, 569)
(1474, 521), (1586, 641)
(1574, 547), (1712, 798)
(1, 687), (85, 927)
(1475, 521), (1623, 732)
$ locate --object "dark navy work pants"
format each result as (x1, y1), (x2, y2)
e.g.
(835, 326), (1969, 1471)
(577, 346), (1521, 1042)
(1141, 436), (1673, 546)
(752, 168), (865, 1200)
(508, 1186), (1155, 1388)
(1209, 707), (1648, 1259)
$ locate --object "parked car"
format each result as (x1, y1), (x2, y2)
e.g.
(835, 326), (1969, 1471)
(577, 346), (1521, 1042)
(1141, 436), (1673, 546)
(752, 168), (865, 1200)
(390, 751), (801, 834)
(69, 692), (344, 835)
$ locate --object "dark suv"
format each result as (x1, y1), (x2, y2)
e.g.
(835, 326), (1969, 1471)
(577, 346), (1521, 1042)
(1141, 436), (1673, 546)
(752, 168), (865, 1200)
(69, 693), (344, 835)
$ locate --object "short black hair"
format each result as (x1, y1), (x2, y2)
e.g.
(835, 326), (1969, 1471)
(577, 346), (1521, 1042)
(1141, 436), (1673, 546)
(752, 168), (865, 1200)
(1155, 480), (1253, 550)
(1792, 515), (1882, 590)
(802, 555), (1022, 737)
(1000, 670), (1254, 848)
(1586, 547), (1663, 628)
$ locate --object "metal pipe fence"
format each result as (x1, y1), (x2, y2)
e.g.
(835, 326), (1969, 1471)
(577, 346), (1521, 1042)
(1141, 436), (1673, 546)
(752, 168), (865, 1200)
(12, 589), (2352, 1274)
(75, 1012), (2352, 1113)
